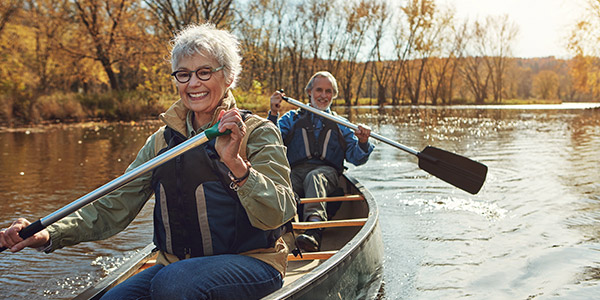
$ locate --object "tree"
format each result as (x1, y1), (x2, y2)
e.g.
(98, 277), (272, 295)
(303, 0), (332, 73)
(144, 0), (234, 39)
(533, 70), (559, 100)
(335, 0), (376, 105)
(68, 0), (134, 91)
(441, 19), (468, 104)
(0, 0), (21, 37)
(23, 0), (73, 93)
(485, 15), (519, 103)
(567, 0), (600, 100)
(370, 0), (392, 106)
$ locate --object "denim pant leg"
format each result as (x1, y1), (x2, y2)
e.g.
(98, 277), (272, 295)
(150, 254), (282, 300)
(100, 264), (163, 300)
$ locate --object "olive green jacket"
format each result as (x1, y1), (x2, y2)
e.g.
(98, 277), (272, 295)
(46, 91), (297, 275)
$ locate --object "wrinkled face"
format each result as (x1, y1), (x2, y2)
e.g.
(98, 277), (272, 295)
(174, 51), (229, 120)
(309, 76), (334, 111)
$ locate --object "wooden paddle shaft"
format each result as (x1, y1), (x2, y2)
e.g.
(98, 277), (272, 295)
(282, 96), (419, 156)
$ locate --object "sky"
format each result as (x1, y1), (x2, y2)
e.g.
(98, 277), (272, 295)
(438, 0), (588, 58)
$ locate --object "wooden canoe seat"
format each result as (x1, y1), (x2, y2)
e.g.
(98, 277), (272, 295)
(288, 250), (337, 261)
(292, 218), (367, 230)
(299, 195), (364, 204)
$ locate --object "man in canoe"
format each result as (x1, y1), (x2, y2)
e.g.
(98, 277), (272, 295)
(0, 23), (297, 300)
(268, 71), (374, 252)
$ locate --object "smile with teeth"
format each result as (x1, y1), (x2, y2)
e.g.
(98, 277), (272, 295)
(189, 92), (208, 98)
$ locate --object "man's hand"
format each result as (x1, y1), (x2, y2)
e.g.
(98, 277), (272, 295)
(269, 90), (284, 115)
(355, 124), (371, 144)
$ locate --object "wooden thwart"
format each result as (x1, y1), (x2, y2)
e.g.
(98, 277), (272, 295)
(299, 195), (364, 204)
(292, 218), (367, 230)
(288, 250), (337, 261)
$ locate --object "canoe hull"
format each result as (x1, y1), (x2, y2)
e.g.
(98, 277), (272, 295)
(264, 174), (384, 299)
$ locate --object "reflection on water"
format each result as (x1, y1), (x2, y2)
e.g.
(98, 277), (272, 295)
(0, 121), (159, 299)
(1, 106), (599, 299)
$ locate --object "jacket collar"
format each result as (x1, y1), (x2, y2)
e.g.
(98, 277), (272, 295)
(159, 90), (237, 137)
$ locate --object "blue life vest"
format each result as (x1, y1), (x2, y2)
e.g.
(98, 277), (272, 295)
(151, 126), (283, 260)
(283, 109), (347, 173)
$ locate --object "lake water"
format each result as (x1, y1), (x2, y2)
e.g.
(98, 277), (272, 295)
(1, 104), (599, 299)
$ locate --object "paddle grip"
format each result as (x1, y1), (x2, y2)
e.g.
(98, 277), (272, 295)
(204, 121), (231, 140)
(0, 219), (45, 253)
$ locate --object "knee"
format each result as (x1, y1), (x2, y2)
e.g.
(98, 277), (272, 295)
(150, 266), (208, 300)
(304, 170), (325, 186)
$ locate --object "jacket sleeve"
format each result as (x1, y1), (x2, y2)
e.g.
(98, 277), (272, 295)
(275, 110), (295, 139)
(235, 121), (297, 230)
(45, 132), (159, 252)
(340, 124), (374, 166)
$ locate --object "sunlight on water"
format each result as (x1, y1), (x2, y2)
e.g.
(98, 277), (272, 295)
(397, 195), (507, 221)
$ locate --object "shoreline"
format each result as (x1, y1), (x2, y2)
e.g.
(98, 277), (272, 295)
(2, 102), (598, 132)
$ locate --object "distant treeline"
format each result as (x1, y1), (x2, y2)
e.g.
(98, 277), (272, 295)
(1, 0), (599, 126)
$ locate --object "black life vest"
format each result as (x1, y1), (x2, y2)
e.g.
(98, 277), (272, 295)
(151, 126), (284, 259)
(283, 109), (347, 173)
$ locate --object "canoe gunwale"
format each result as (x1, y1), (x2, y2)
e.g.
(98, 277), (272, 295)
(261, 174), (382, 299)
(73, 244), (158, 300)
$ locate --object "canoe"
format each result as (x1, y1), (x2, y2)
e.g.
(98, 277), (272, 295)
(74, 174), (384, 299)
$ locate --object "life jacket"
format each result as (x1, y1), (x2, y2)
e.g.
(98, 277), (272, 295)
(283, 109), (347, 173)
(151, 113), (285, 260)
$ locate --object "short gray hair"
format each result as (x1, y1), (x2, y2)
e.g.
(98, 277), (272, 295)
(305, 71), (339, 99)
(170, 23), (242, 88)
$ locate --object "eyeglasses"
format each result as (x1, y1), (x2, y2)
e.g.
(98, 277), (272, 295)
(171, 65), (224, 83)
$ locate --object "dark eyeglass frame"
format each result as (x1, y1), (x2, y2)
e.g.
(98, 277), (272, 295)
(171, 65), (224, 83)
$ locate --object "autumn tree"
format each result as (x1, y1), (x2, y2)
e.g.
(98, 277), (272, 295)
(461, 19), (490, 104)
(303, 0), (332, 73)
(402, 0), (455, 105)
(567, 0), (600, 100)
(332, 0), (377, 105)
(439, 19), (468, 104)
(370, 0), (392, 106)
(281, 5), (311, 99)
(405, 1), (454, 105)
(485, 14), (518, 103)
(22, 0), (73, 93)
(533, 70), (559, 100)
(144, 0), (234, 39)
(0, 0), (21, 36)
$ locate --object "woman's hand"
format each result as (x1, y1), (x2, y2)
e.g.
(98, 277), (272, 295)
(355, 124), (371, 144)
(215, 109), (250, 184)
(0, 218), (50, 252)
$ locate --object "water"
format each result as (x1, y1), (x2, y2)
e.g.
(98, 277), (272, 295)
(1, 105), (599, 299)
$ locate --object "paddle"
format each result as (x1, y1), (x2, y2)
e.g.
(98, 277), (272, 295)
(280, 95), (488, 194)
(0, 122), (229, 253)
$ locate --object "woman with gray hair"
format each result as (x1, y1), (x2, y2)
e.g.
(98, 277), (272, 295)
(0, 23), (296, 299)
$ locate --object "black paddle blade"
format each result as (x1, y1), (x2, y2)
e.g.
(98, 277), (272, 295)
(417, 146), (488, 194)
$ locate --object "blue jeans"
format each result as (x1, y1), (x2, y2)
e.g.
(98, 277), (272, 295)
(100, 254), (283, 300)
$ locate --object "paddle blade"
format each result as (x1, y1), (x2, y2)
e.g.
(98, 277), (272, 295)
(417, 146), (487, 194)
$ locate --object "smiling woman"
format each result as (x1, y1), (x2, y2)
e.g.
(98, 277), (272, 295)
(0, 23), (297, 300)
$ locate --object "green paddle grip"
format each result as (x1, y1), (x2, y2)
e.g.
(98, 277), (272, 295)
(204, 121), (232, 140)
